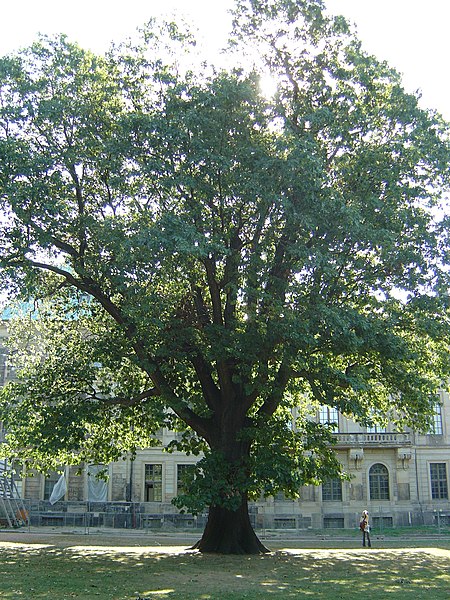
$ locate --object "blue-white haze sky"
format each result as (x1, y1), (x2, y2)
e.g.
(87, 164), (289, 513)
(1, 0), (449, 119)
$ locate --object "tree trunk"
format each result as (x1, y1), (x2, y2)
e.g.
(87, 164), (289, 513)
(192, 494), (270, 554)
(189, 399), (269, 554)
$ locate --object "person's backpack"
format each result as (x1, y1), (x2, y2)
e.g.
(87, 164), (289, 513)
(359, 520), (365, 531)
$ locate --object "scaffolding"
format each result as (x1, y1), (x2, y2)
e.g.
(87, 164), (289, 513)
(0, 461), (29, 528)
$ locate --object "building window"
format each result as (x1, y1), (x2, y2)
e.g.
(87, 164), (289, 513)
(369, 463), (390, 500)
(372, 516), (393, 529)
(87, 464), (108, 502)
(144, 464), (162, 502)
(177, 464), (195, 495)
(366, 424), (387, 434)
(366, 409), (386, 433)
(43, 471), (61, 501)
(319, 405), (339, 432)
(274, 517), (296, 529)
(430, 463), (448, 500)
(0, 346), (8, 387)
(0, 345), (16, 385)
(274, 491), (290, 502)
(323, 517), (344, 529)
(428, 403), (443, 435)
(322, 479), (342, 502)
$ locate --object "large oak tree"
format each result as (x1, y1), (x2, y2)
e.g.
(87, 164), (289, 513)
(1, 0), (450, 553)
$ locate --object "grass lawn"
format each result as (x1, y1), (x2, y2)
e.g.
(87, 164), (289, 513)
(0, 532), (449, 600)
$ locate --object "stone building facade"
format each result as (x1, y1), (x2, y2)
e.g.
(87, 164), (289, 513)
(1, 321), (449, 529)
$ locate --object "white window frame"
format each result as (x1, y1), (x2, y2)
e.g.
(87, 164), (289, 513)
(318, 405), (339, 432)
(429, 462), (448, 500)
(143, 463), (163, 502)
(428, 403), (443, 435)
(369, 463), (390, 501)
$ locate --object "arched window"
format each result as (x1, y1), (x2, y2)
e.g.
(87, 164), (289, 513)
(369, 463), (390, 500)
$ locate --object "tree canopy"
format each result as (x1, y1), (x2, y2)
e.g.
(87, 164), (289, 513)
(1, 0), (450, 553)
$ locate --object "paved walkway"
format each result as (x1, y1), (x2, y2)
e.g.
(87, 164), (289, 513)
(0, 526), (448, 548)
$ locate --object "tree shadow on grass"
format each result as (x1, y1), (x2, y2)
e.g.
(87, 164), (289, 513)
(0, 542), (449, 599)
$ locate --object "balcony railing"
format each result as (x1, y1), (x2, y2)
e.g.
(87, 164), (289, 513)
(333, 432), (412, 447)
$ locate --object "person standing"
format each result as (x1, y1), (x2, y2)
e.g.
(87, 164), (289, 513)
(360, 510), (372, 547)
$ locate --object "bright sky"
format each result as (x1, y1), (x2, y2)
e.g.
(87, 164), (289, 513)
(0, 0), (449, 119)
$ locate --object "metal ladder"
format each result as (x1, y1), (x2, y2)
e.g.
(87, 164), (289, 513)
(0, 467), (29, 528)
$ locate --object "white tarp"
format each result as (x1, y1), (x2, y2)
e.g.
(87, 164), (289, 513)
(87, 465), (108, 502)
(49, 473), (67, 505)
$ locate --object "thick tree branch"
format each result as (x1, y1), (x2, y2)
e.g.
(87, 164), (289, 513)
(202, 257), (223, 326)
(192, 287), (212, 327)
(292, 369), (338, 405)
(259, 225), (296, 320)
(257, 362), (292, 418)
(223, 229), (243, 328)
(245, 202), (272, 315)
(190, 353), (221, 412)
(27, 221), (80, 259)
(200, 256), (236, 404)
(25, 258), (213, 439)
(149, 369), (215, 442)
(67, 164), (88, 257)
